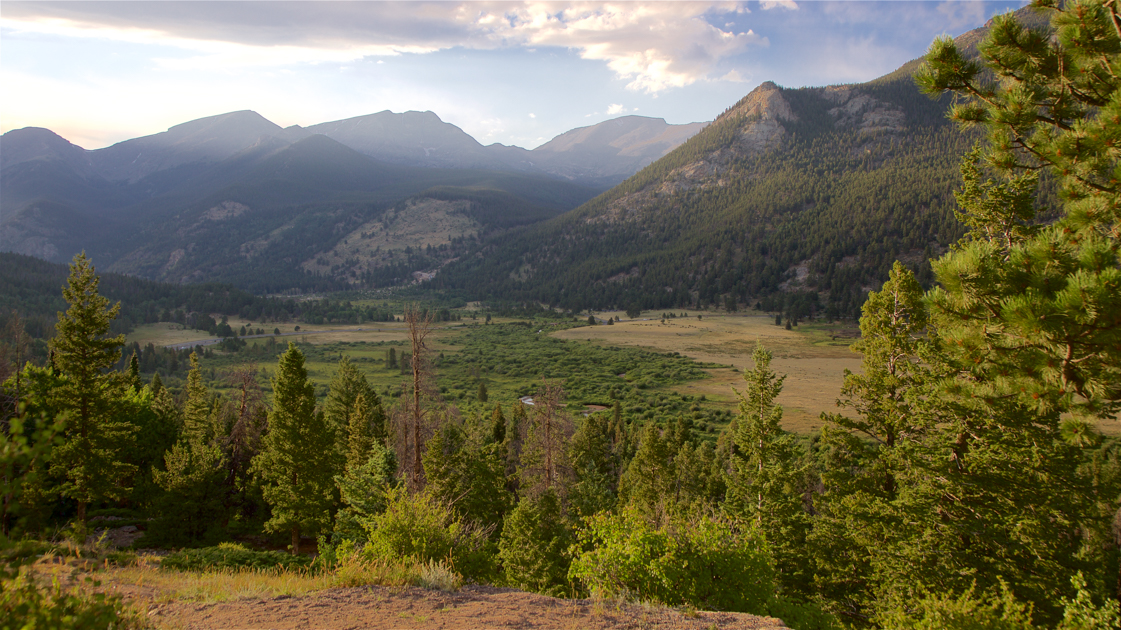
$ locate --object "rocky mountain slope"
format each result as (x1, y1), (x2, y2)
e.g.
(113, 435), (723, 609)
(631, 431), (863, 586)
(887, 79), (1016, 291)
(433, 9), (1052, 319)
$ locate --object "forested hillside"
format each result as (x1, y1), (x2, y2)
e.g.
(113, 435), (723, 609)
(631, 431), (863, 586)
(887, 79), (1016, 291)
(433, 11), (1058, 319)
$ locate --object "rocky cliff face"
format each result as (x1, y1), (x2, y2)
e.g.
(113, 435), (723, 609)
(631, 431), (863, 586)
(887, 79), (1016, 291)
(589, 81), (798, 224)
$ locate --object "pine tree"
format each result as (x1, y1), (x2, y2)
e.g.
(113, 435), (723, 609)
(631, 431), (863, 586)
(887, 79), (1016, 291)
(497, 489), (573, 596)
(253, 343), (335, 554)
(325, 356), (385, 471)
(48, 253), (135, 526)
(860, 1), (1121, 619)
(152, 353), (227, 544)
(726, 343), (802, 528)
(333, 441), (397, 544)
(724, 343), (807, 595)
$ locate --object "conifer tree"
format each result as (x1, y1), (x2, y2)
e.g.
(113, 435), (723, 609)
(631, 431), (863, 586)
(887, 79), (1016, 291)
(334, 442), (397, 544)
(866, 1), (1121, 619)
(253, 343), (335, 554)
(346, 393), (374, 472)
(617, 422), (673, 520)
(725, 343), (806, 594)
(325, 356), (386, 470)
(497, 489), (573, 596)
(726, 343), (802, 528)
(49, 253), (135, 526)
(152, 353), (227, 544)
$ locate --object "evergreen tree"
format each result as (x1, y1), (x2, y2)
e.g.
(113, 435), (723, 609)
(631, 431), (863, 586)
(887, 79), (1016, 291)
(253, 343), (335, 554)
(725, 343), (806, 594)
(726, 343), (802, 528)
(346, 393), (374, 472)
(325, 356), (386, 471)
(48, 253), (136, 526)
(617, 422), (673, 521)
(333, 442), (397, 544)
(856, 1), (1121, 620)
(152, 353), (227, 544)
(423, 422), (510, 532)
(497, 489), (573, 596)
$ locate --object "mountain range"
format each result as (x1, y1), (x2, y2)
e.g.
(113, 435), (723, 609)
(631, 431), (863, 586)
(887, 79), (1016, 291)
(0, 6), (1049, 316)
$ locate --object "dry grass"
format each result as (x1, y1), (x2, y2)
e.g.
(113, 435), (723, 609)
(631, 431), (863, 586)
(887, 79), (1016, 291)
(86, 553), (432, 607)
(554, 312), (861, 434)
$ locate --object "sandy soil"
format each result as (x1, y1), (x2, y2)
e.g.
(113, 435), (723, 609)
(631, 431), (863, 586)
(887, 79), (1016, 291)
(144, 585), (789, 630)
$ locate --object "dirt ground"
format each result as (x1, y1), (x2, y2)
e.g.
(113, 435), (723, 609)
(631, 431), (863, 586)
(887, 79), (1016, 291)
(142, 584), (788, 630)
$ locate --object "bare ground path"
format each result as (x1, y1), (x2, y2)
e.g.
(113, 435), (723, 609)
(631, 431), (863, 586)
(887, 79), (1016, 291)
(146, 585), (789, 630)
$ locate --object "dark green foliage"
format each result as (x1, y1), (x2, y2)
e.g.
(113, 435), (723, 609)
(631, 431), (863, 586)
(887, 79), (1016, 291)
(159, 543), (314, 572)
(49, 253), (136, 525)
(253, 343), (336, 553)
(423, 422), (510, 533)
(333, 442), (397, 545)
(496, 490), (573, 596)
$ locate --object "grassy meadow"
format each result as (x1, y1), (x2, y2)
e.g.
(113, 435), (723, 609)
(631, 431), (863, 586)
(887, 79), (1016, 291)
(554, 311), (861, 434)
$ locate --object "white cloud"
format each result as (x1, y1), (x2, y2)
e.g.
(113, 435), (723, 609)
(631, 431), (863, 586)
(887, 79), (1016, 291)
(759, 1), (798, 11)
(606, 103), (625, 115)
(529, 112), (536, 118)
(0, 1), (764, 93)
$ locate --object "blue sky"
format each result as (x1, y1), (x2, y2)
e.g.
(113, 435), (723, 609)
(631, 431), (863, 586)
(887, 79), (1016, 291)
(0, 1), (1026, 150)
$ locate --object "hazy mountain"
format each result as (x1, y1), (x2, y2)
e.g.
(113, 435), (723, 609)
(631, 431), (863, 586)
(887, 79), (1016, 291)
(432, 9), (1048, 319)
(528, 116), (708, 187)
(305, 110), (707, 186)
(305, 110), (516, 172)
(86, 110), (298, 183)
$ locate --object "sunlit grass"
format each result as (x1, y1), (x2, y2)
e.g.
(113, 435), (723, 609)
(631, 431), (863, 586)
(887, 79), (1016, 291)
(98, 554), (430, 605)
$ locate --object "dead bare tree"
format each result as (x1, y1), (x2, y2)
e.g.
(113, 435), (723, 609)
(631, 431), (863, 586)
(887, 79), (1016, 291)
(0, 311), (31, 426)
(225, 364), (267, 477)
(517, 379), (574, 498)
(391, 304), (439, 491)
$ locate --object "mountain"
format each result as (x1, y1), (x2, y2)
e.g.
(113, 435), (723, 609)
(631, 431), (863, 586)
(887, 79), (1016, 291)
(1, 108), (705, 279)
(432, 8), (1054, 319)
(87, 110), (299, 183)
(304, 110), (706, 186)
(305, 110), (517, 172)
(528, 116), (708, 187)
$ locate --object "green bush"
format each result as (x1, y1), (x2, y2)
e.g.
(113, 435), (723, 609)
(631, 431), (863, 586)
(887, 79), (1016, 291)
(876, 575), (1120, 630)
(569, 509), (774, 614)
(0, 569), (142, 630)
(363, 486), (494, 581)
(160, 543), (313, 572)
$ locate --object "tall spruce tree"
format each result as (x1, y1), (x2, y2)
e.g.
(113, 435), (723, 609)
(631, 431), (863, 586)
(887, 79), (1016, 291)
(253, 343), (335, 554)
(49, 253), (135, 526)
(866, 0), (1121, 620)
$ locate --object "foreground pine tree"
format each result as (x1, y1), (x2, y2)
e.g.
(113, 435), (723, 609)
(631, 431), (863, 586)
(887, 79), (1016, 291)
(49, 252), (135, 527)
(253, 343), (335, 554)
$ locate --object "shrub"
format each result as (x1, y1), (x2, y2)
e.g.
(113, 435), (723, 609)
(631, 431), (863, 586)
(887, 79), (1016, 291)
(0, 569), (143, 630)
(363, 486), (494, 581)
(569, 509), (774, 614)
(160, 543), (314, 572)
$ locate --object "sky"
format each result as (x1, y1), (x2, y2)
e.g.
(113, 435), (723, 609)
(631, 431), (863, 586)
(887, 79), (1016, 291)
(0, 1), (1027, 151)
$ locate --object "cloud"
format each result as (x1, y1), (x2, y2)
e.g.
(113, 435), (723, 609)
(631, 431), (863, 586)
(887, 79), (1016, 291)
(0, 1), (763, 92)
(759, 1), (798, 11)
(528, 112), (536, 118)
(606, 103), (625, 115)
(936, 1), (990, 31)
